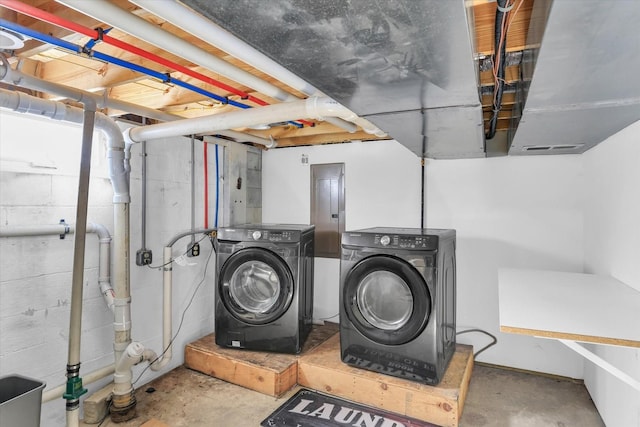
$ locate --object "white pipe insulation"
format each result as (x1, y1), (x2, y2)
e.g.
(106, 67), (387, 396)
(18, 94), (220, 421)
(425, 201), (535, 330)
(0, 222), (115, 311)
(124, 96), (376, 144)
(58, 0), (383, 136)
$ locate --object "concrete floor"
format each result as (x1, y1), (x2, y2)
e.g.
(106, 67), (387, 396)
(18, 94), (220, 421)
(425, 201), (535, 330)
(82, 363), (604, 427)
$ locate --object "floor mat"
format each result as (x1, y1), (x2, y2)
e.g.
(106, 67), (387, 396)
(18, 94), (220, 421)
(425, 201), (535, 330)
(261, 388), (438, 427)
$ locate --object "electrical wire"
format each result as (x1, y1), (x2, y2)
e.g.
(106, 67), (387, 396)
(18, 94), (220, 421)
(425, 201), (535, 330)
(145, 234), (209, 270)
(486, 0), (516, 139)
(96, 398), (112, 427)
(457, 328), (498, 359)
(319, 313), (339, 321)
(133, 245), (215, 386)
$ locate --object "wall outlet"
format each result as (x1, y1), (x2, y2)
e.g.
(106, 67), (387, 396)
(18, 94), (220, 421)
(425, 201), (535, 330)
(187, 242), (200, 257)
(136, 249), (152, 266)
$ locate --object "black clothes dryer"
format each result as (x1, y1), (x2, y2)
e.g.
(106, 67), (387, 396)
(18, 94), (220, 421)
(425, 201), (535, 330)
(215, 224), (314, 354)
(340, 227), (456, 385)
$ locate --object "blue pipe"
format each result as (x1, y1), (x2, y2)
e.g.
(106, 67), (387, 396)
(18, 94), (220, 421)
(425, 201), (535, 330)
(0, 18), (80, 53)
(0, 19), (303, 127)
(214, 144), (219, 228)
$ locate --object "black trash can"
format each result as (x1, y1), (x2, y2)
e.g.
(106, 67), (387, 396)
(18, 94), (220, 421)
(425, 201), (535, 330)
(0, 374), (46, 427)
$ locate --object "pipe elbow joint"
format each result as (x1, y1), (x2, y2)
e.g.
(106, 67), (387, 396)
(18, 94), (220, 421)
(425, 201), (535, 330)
(266, 135), (277, 149)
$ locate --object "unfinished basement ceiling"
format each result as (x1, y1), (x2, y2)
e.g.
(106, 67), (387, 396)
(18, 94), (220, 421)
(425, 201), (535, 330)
(0, 0), (638, 157)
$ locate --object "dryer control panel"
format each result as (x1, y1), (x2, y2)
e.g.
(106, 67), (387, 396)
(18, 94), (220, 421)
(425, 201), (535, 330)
(342, 231), (439, 250)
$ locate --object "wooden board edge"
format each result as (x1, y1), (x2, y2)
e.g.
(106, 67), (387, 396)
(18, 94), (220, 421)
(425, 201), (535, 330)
(184, 342), (295, 374)
(185, 346), (289, 396)
(500, 325), (640, 348)
(457, 347), (475, 419)
(297, 363), (458, 427)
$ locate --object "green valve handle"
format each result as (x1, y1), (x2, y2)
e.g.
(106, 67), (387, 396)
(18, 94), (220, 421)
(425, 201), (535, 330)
(63, 376), (88, 400)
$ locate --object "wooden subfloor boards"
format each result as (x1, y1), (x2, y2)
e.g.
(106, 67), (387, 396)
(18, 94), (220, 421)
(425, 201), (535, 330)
(297, 335), (474, 427)
(184, 323), (339, 397)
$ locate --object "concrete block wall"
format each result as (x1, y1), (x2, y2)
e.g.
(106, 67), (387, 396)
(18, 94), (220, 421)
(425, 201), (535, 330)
(0, 112), (219, 426)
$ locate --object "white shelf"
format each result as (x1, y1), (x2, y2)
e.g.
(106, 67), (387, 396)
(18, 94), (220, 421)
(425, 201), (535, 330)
(498, 268), (640, 391)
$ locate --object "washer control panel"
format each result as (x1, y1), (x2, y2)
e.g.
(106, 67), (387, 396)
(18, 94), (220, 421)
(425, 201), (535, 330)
(246, 229), (297, 242)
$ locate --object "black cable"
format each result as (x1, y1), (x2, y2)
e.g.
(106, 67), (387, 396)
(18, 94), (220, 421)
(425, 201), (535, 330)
(486, 0), (509, 140)
(145, 234), (209, 270)
(457, 328), (498, 359)
(319, 313), (339, 321)
(97, 398), (112, 426)
(133, 245), (214, 386)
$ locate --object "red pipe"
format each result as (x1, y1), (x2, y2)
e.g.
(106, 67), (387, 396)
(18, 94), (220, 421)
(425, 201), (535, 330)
(0, 0), (315, 127)
(203, 142), (209, 229)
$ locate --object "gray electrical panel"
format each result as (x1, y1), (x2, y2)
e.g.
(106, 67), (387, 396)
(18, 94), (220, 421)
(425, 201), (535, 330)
(310, 163), (345, 258)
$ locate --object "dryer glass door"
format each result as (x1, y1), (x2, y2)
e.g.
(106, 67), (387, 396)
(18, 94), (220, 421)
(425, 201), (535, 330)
(219, 248), (294, 324)
(344, 254), (431, 345)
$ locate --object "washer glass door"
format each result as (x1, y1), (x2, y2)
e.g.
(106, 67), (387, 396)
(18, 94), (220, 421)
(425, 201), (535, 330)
(219, 248), (294, 324)
(357, 270), (413, 330)
(344, 254), (431, 345)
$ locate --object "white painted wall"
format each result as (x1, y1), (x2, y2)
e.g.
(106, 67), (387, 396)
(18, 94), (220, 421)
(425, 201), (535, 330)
(0, 111), (218, 426)
(582, 120), (640, 427)
(3, 104), (636, 424)
(262, 140), (585, 378)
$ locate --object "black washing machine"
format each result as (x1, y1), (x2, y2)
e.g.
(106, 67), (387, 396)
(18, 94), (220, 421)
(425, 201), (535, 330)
(340, 227), (456, 385)
(215, 224), (314, 354)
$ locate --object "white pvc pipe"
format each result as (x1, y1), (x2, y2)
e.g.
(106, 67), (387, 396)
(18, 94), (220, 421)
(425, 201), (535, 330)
(154, 246), (173, 371)
(0, 67), (132, 204)
(113, 342), (145, 395)
(124, 96), (384, 144)
(58, 0), (292, 102)
(129, 0), (360, 134)
(131, 0), (319, 98)
(42, 365), (115, 403)
(0, 87), (134, 418)
(2, 60), (278, 147)
(216, 130), (276, 148)
(0, 222), (115, 311)
(146, 229), (216, 372)
(58, 0), (371, 135)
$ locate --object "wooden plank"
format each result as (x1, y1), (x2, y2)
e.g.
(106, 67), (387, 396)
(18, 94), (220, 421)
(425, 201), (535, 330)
(297, 334), (474, 427)
(185, 334), (298, 397)
(184, 323), (339, 397)
(499, 269), (640, 347)
(473, 0), (534, 55)
(479, 65), (520, 86)
(82, 382), (113, 424)
(272, 132), (390, 148)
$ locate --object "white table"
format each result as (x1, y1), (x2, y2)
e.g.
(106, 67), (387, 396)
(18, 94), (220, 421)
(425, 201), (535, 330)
(498, 268), (640, 391)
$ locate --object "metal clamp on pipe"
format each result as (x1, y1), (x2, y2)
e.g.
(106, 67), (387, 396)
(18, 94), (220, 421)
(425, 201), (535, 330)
(62, 363), (87, 408)
(59, 219), (70, 239)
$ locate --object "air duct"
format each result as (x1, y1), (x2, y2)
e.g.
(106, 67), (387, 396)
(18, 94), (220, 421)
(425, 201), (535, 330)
(176, 0), (482, 158)
(509, 0), (640, 155)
